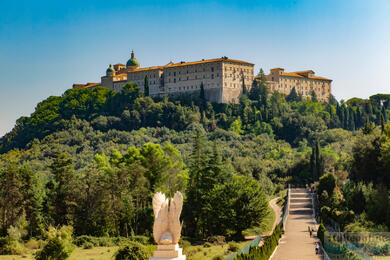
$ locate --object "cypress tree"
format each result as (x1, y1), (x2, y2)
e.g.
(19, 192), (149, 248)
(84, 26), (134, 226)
(382, 105), (387, 123)
(311, 90), (318, 102)
(310, 147), (316, 180)
(200, 82), (205, 101)
(348, 107), (355, 131)
(144, 75), (149, 96)
(242, 73), (247, 95)
(381, 112), (385, 134)
(286, 87), (298, 102)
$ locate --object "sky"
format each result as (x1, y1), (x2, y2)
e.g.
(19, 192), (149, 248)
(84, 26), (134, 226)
(1, 0), (390, 137)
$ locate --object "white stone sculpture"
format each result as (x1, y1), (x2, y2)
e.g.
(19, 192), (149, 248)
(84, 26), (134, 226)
(150, 191), (186, 260)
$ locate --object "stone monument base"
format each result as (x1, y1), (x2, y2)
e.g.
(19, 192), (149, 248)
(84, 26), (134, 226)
(150, 244), (186, 260)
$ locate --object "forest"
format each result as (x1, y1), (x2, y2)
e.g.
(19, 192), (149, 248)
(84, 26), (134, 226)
(0, 72), (389, 259)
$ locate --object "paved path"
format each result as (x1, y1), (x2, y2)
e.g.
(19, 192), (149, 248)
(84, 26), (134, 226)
(271, 188), (323, 260)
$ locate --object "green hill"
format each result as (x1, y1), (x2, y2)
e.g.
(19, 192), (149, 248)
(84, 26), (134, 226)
(0, 83), (389, 255)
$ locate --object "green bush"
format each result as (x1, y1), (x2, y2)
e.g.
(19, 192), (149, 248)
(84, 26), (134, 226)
(132, 235), (150, 245)
(206, 235), (226, 245)
(179, 239), (191, 250)
(73, 235), (150, 248)
(233, 224), (282, 260)
(317, 222), (326, 245)
(35, 226), (75, 260)
(115, 241), (150, 260)
(0, 237), (24, 255)
(25, 239), (42, 250)
(228, 241), (240, 252)
(212, 255), (224, 260)
(203, 242), (212, 248)
(83, 242), (94, 249)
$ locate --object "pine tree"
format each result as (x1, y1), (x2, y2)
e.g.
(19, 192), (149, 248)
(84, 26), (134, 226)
(144, 75), (149, 96)
(20, 166), (44, 237)
(0, 164), (24, 236)
(48, 152), (78, 227)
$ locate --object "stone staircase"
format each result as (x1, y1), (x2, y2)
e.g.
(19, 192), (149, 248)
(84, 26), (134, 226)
(271, 187), (323, 259)
(289, 188), (313, 216)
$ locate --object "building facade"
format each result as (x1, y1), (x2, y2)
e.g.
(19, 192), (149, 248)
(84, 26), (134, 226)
(95, 51), (254, 103)
(263, 68), (332, 102)
(73, 52), (332, 103)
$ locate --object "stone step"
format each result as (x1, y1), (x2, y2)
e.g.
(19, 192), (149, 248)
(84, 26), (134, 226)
(289, 209), (313, 215)
(290, 198), (312, 204)
(290, 193), (311, 198)
(290, 203), (312, 209)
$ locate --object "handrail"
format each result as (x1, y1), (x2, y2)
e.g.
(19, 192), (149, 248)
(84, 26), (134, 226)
(281, 185), (290, 232)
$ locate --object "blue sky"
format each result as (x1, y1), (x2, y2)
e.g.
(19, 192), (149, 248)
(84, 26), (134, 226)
(1, 0), (390, 137)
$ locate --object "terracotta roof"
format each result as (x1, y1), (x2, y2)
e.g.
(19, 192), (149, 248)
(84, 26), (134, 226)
(280, 71), (332, 81)
(131, 66), (166, 72)
(164, 58), (254, 68)
(73, 82), (101, 89)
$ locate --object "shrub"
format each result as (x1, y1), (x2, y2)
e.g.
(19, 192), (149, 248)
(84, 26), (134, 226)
(228, 241), (239, 252)
(206, 235), (226, 245)
(115, 241), (149, 260)
(132, 235), (150, 245)
(73, 235), (98, 247)
(25, 239), (42, 250)
(212, 255), (224, 260)
(83, 242), (94, 249)
(203, 242), (212, 248)
(233, 224), (282, 260)
(317, 222), (327, 245)
(0, 237), (24, 255)
(35, 226), (75, 260)
(179, 239), (191, 250)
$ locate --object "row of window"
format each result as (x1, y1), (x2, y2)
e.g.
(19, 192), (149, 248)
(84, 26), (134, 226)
(167, 83), (221, 92)
(167, 73), (220, 83)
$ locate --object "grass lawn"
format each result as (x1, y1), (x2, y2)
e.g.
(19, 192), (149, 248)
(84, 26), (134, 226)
(0, 243), (245, 260)
(184, 241), (248, 260)
(0, 247), (119, 260)
(242, 201), (276, 237)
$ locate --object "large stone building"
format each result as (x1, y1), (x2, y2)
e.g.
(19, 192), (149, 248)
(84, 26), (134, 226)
(73, 52), (332, 103)
(90, 51), (254, 103)
(263, 68), (332, 102)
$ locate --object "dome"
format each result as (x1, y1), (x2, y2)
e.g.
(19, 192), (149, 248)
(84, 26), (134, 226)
(126, 50), (140, 67)
(106, 64), (115, 74)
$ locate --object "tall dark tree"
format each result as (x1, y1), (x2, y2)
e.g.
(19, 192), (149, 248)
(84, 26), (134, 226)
(20, 166), (44, 237)
(47, 152), (78, 227)
(381, 112), (385, 134)
(310, 141), (324, 180)
(311, 90), (318, 102)
(144, 75), (149, 97)
(286, 87), (299, 102)
(241, 73), (247, 96)
(0, 164), (24, 236)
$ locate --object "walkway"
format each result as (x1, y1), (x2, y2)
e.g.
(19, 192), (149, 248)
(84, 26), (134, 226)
(271, 188), (323, 260)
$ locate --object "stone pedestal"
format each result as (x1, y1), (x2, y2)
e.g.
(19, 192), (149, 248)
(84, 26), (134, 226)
(150, 244), (186, 260)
